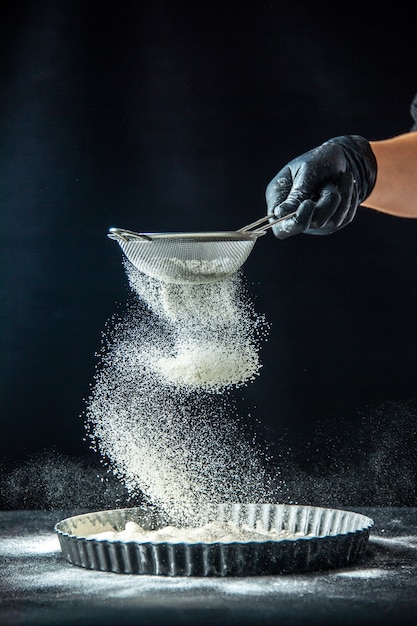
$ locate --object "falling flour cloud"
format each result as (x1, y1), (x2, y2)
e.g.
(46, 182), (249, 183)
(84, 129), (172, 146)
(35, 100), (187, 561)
(85, 262), (275, 525)
(124, 260), (266, 392)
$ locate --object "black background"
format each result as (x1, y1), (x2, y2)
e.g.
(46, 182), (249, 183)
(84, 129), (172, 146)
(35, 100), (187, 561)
(1, 0), (417, 507)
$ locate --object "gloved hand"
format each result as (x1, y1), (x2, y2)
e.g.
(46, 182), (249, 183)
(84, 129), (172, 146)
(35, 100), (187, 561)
(266, 135), (378, 239)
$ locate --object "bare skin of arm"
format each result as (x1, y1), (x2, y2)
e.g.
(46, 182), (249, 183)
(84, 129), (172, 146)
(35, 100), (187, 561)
(364, 132), (417, 217)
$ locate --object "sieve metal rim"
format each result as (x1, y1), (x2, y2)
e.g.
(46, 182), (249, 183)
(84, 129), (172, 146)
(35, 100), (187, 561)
(108, 228), (265, 243)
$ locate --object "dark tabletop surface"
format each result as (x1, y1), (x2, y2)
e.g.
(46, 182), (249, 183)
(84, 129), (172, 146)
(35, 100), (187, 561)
(1, 507), (417, 626)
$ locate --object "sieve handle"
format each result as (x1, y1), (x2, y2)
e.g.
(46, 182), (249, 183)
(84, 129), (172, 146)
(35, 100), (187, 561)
(108, 228), (153, 242)
(237, 211), (297, 234)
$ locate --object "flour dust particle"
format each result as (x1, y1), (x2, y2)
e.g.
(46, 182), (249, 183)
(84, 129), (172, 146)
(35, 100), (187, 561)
(85, 263), (273, 525)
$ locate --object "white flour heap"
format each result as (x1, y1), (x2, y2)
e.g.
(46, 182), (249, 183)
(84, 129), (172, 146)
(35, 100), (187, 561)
(88, 520), (306, 543)
(86, 262), (273, 525)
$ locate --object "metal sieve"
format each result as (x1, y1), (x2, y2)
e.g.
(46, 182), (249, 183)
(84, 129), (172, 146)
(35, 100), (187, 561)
(108, 211), (296, 284)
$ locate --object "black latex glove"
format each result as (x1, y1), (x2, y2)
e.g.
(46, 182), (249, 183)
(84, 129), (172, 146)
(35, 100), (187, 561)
(266, 135), (378, 239)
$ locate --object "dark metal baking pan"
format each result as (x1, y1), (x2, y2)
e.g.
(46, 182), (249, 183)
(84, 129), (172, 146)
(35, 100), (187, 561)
(54, 503), (373, 577)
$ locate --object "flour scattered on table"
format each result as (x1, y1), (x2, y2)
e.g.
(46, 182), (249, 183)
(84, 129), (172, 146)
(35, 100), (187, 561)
(335, 568), (389, 579)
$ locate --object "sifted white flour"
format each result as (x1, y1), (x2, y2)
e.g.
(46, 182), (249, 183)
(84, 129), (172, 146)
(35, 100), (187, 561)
(153, 340), (260, 390)
(87, 520), (307, 543)
(85, 263), (275, 525)
(124, 261), (267, 392)
(164, 257), (233, 279)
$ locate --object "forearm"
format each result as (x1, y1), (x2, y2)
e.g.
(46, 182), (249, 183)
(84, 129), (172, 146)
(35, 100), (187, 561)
(363, 132), (417, 217)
